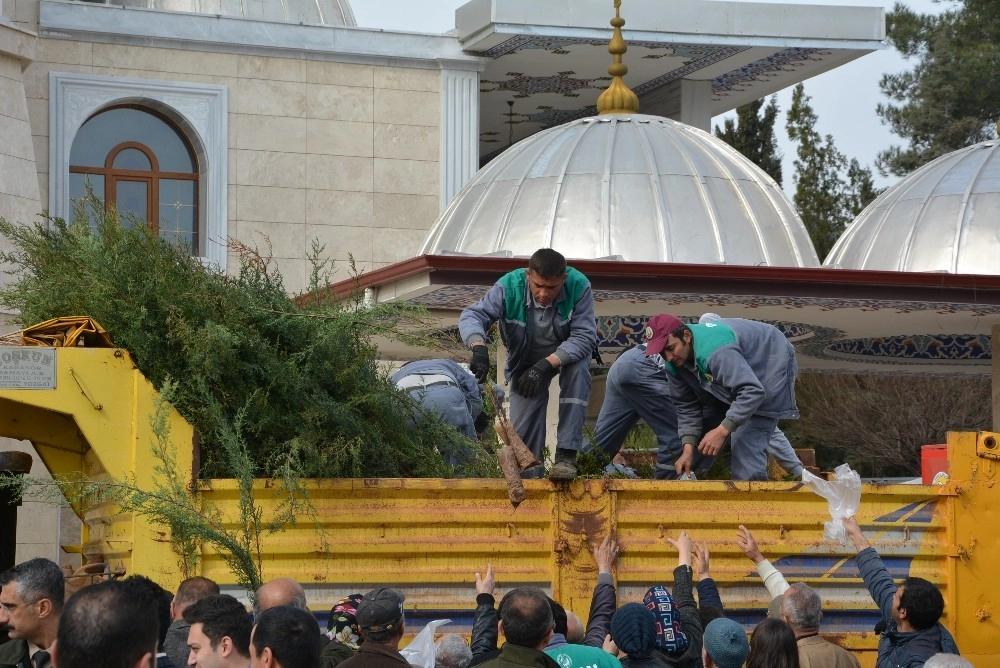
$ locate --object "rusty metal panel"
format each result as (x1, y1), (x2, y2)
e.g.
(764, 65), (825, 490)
(3, 355), (997, 665)
(194, 470), (968, 668)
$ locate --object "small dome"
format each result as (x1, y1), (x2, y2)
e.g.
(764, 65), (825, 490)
(826, 139), (1000, 273)
(78, 0), (356, 26)
(421, 114), (819, 267)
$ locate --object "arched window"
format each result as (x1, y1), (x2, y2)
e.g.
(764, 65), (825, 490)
(69, 106), (200, 253)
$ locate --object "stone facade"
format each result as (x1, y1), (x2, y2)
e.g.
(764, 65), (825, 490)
(0, 21), (40, 302)
(23, 41), (447, 292)
(2, 0), (484, 296)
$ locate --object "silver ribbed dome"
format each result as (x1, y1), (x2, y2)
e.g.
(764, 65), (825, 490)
(826, 139), (1000, 273)
(421, 114), (820, 267)
(79, 0), (355, 25)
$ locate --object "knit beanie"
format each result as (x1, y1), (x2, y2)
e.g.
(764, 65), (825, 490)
(643, 585), (689, 654)
(611, 603), (657, 659)
(703, 618), (749, 668)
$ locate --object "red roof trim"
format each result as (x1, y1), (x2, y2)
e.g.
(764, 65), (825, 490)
(323, 255), (1000, 303)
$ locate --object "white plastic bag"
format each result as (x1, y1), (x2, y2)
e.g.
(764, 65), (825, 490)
(399, 619), (451, 668)
(802, 463), (862, 545)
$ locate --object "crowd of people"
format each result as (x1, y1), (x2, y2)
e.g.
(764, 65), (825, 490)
(0, 518), (968, 668)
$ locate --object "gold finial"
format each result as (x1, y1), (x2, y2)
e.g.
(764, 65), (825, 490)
(597, 0), (639, 115)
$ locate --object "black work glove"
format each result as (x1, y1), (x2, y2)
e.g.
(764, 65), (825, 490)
(474, 411), (490, 434)
(470, 345), (490, 382)
(517, 359), (555, 398)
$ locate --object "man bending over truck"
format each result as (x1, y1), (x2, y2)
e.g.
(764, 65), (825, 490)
(841, 516), (959, 668)
(643, 313), (803, 481)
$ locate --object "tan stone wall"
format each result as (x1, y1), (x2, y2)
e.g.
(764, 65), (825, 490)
(0, 48), (41, 242)
(8, 0), (38, 32)
(2, 437), (82, 569)
(0, 28), (41, 316)
(23, 40), (443, 294)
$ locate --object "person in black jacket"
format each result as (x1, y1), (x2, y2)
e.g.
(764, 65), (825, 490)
(603, 532), (703, 668)
(842, 517), (959, 668)
(53, 580), (158, 668)
(470, 536), (622, 666)
(478, 587), (560, 668)
(652, 532), (703, 668)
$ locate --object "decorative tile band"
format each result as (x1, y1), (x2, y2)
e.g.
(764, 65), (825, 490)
(828, 335), (992, 360)
(406, 286), (995, 368)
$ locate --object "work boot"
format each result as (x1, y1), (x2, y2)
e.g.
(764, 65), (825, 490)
(548, 448), (578, 481)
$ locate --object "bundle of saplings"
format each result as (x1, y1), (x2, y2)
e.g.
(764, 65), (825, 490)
(0, 197), (494, 479)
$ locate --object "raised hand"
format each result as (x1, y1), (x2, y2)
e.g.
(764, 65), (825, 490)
(475, 563), (495, 595)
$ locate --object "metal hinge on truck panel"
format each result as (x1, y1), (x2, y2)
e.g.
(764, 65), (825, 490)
(975, 431), (1000, 480)
(977, 432), (1000, 460)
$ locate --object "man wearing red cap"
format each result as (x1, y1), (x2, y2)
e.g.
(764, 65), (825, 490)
(643, 313), (802, 481)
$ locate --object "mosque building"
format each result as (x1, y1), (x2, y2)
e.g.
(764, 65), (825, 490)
(0, 0), (883, 308)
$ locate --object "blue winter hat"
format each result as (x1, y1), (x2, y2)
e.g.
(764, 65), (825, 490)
(643, 585), (689, 654)
(703, 618), (749, 668)
(611, 603), (657, 659)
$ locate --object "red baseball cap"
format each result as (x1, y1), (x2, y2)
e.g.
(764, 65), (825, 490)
(644, 314), (685, 356)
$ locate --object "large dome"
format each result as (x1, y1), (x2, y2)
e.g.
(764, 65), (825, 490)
(77, 0), (355, 25)
(421, 113), (819, 267)
(826, 138), (1000, 273)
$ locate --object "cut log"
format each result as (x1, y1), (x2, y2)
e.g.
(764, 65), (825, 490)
(497, 446), (526, 506)
(494, 416), (540, 470)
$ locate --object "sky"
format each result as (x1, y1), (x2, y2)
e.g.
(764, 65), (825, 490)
(352, 0), (947, 195)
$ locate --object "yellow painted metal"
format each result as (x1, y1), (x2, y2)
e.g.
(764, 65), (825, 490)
(2, 352), (998, 666)
(0, 347), (195, 590)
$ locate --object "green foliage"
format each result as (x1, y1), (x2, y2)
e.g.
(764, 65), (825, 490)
(579, 425), (656, 479)
(714, 96), (784, 186)
(0, 194), (492, 479)
(786, 84), (882, 260)
(877, 0), (1000, 176)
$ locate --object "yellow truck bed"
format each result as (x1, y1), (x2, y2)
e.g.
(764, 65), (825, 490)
(1, 347), (996, 666)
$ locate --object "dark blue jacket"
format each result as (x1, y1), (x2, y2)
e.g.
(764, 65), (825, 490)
(856, 547), (959, 668)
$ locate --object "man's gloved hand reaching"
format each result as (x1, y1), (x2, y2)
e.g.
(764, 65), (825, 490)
(474, 411), (490, 434)
(517, 358), (555, 398)
(470, 345), (490, 382)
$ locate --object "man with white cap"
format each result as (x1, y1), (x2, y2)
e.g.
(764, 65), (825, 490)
(643, 313), (803, 481)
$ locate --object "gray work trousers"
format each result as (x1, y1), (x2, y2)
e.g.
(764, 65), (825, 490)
(590, 347), (802, 480)
(510, 356), (591, 478)
(590, 346), (721, 480)
(730, 416), (802, 481)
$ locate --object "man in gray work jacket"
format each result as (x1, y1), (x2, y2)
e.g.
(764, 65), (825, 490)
(459, 248), (597, 480)
(643, 313), (802, 481)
